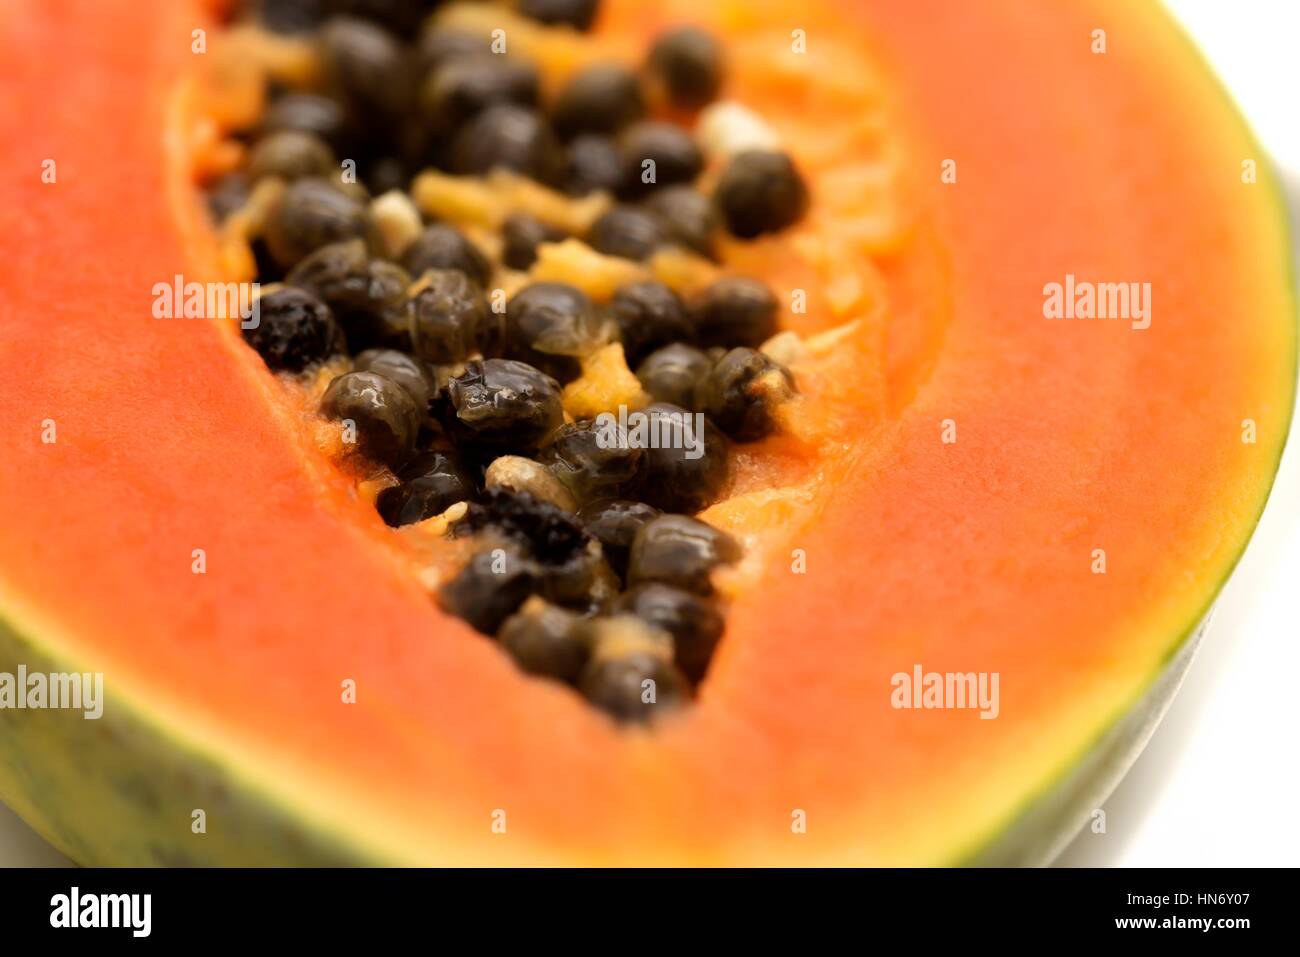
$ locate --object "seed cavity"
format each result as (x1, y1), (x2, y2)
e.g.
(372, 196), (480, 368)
(211, 0), (808, 722)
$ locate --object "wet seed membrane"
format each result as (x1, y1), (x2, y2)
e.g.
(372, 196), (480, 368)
(217, 0), (808, 722)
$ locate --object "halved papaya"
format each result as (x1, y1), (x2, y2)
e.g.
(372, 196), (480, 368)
(0, 0), (1293, 866)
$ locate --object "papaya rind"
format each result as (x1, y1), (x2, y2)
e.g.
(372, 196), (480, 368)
(960, 1), (1300, 865)
(0, 605), (364, 866)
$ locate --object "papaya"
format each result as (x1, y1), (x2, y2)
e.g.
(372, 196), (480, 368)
(0, 0), (1293, 867)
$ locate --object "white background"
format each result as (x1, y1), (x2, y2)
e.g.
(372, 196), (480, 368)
(1, 1), (1297, 866)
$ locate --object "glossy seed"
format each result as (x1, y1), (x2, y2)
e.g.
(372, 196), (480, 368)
(320, 370), (421, 469)
(551, 63), (645, 139)
(243, 287), (345, 372)
(609, 280), (692, 364)
(638, 403), (730, 512)
(419, 55), (541, 134)
(695, 346), (795, 441)
(575, 498), (660, 577)
(504, 282), (603, 378)
(408, 268), (488, 364)
(582, 655), (691, 722)
(619, 121), (702, 198)
(643, 185), (718, 258)
(614, 582), (724, 683)
(627, 513), (741, 595)
(438, 544), (539, 635)
(562, 134), (625, 196)
(415, 26), (492, 75)
(261, 93), (353, 152)
(319, 16), (412, 123)
(353, 348), (437, 413)
(287, 239), (411, 349)
(376, 450), (476, 527)
(349, 258), (413, 349)
(248, 130), (337, 181)
(541, 420), (646, 504)
(449, 104), (562, 184)
(265, 178), (367, 269)
(647, 26), (724, 109)
(285, 236), (368, 303)
(501, 213), (566, 271)
(498, 596), (590, 682)
(580, 617), (689, 721)
(438, 358), (565, 454)
(581, 651), (689, 720)
(539, 538), (620, 610)
(635, 342), (713, 408)
(692, 276), (779, 348)
(714, 149), (809, 238)
(403, 224), (492, 288)
(587, 205), (666, 262)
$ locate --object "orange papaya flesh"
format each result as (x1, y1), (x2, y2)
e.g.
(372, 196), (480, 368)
(0, 0), (1293, 865)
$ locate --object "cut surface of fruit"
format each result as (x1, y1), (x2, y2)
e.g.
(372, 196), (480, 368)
(0, 0), (1294, 865)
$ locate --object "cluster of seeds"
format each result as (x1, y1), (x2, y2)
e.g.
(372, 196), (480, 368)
(215, 0), (808, 721)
